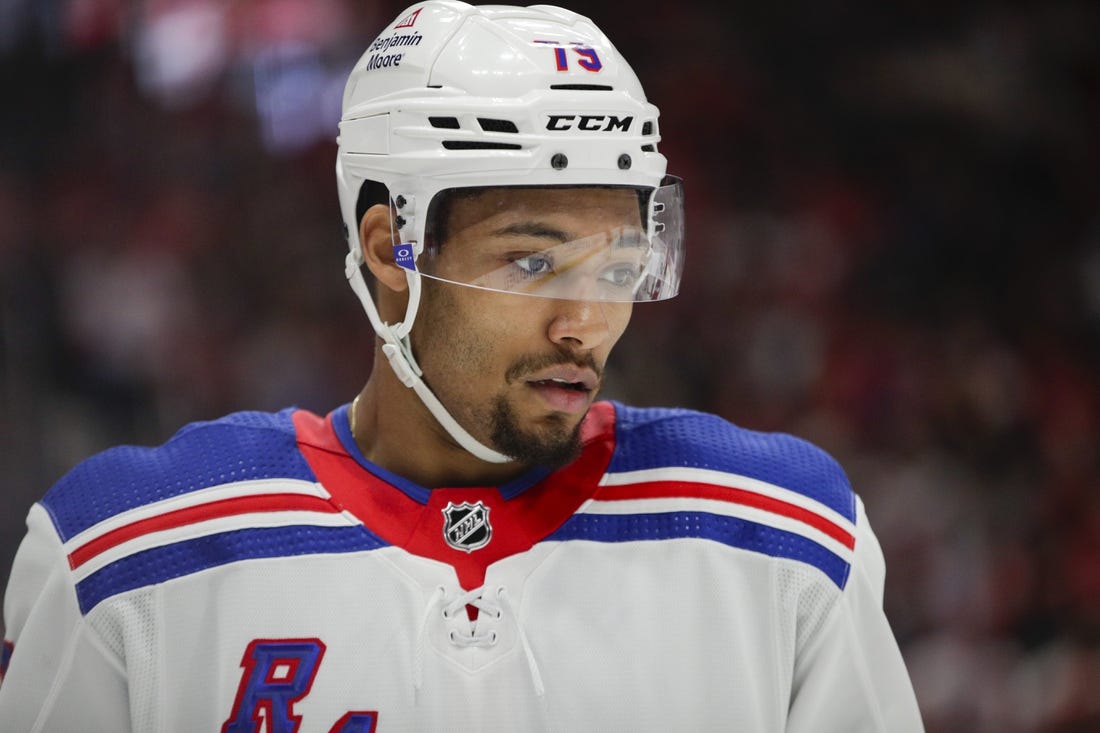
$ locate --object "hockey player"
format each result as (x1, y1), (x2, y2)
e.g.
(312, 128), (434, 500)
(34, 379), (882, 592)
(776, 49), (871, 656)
(0, 2), (924, 730)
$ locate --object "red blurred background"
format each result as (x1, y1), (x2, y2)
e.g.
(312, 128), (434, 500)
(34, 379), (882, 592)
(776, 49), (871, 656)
(1, 1), (1098, 729)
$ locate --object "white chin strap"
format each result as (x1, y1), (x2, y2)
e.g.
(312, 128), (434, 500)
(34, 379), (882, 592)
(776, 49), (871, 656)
(344, 249), (514, 465)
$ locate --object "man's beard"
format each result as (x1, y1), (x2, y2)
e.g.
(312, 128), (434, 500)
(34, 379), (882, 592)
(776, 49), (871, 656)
(484, 349), (602, 468)
(488, 393), (585, 469)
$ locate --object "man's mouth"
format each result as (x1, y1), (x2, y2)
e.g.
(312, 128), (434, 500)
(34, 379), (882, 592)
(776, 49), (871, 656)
(523, 365), (599, 414)
(524, 365), (598, 391)
(530, 377), (588, 391)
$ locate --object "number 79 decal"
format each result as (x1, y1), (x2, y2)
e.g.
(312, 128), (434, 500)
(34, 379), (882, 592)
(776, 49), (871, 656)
(533, 40), (603, 72)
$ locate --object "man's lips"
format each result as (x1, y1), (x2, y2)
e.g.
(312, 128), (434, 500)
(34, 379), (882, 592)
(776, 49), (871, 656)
(522, 365), (599, 392)
(522, 365), (600, 414)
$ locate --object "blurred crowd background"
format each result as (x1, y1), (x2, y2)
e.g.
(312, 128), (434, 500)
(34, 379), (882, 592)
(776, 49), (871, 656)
(1, 0), (1098, 729)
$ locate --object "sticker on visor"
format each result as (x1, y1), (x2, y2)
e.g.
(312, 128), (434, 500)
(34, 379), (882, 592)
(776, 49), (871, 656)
(403, 177), (683, 303)
(394, 243), (417, 271)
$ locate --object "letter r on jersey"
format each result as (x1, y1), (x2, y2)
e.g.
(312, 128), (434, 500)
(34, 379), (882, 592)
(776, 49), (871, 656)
(223, 639), (326, 733)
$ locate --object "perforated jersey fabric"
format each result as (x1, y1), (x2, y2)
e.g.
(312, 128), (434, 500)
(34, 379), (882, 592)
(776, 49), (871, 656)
(42, 409), (315, 541)
(0, 401), (924, 732)
(607, 404), (856, 519)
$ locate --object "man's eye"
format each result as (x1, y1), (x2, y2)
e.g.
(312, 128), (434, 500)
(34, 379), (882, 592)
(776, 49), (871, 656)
(513, 253), (554, 277)
(601, 264), (641, 288)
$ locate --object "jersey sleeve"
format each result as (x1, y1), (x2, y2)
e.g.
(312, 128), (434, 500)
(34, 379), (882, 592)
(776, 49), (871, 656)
(0, 503), (132, 732)
(786, 497), (924, 732)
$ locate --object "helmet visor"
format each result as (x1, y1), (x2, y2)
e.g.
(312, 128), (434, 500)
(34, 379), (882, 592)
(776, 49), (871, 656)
(404, 177), (683, 303)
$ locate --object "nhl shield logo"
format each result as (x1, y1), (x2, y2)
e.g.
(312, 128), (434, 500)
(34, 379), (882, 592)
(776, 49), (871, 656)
(442, 501), (492, 552)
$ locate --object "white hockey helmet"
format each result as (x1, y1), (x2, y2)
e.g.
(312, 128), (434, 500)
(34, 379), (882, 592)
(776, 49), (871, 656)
(337, 1), (683, 462)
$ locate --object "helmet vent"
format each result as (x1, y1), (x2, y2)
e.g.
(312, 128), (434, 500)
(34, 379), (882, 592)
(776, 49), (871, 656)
(550, 84), (614, 91)
(429, 116), (461, 129)
(442, 141), (523, 151)
(642, 121), (655, 135)
(477, 118), (519, 133)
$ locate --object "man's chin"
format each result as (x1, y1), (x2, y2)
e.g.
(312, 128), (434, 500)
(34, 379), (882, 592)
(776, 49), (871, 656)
(489, 395), (585, 468)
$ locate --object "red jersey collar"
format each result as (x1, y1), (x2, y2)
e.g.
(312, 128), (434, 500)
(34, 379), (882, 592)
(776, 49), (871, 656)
(293, 401), (617, 589)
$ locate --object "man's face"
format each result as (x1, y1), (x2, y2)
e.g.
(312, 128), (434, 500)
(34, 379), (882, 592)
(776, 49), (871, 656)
(410, 186), (639, 468)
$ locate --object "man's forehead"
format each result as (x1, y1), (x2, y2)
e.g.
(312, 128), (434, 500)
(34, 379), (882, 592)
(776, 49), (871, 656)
(445, 186), (643, 232)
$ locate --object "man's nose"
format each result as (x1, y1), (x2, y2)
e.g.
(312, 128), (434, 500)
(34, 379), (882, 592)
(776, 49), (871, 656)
(547, 298), (613, 351)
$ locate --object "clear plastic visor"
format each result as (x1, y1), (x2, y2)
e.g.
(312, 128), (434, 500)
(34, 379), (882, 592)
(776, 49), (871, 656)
(399, 177), (683, 303)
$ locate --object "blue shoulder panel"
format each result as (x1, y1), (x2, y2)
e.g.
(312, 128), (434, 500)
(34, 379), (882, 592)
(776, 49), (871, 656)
(607, 403), (856, 522)
(40, 409), (316, 542)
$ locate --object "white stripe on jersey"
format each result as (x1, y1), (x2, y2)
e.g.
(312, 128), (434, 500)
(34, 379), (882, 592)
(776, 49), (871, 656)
(61, 478), (356, 584)
(598, 467), (857, 536)
(62, 478), (333, 551)
(69, 509), (358, 583)
(581, 496), (855, 562)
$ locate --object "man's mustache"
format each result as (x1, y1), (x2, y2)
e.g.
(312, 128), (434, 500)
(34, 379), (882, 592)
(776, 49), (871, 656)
(504, 350), (602, 384)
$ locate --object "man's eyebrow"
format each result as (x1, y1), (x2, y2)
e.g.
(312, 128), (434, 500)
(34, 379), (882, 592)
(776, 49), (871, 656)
(491, 222), (571, 243)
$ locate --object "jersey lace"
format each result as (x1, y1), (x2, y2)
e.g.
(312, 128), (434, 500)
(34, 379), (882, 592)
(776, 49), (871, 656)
(413, 585), (545, 698)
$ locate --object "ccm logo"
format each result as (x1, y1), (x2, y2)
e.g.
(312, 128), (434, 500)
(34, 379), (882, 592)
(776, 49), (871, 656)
(546, 115), (633, 132)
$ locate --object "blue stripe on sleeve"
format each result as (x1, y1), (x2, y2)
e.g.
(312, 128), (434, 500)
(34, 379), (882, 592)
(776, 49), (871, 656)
(75, 524), (389, 614)
(547, 511), (851, 588)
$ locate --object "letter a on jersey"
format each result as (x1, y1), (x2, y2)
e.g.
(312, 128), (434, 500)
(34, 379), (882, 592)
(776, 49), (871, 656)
(329, 712), (379, 732)
(223, 639), (326, 733)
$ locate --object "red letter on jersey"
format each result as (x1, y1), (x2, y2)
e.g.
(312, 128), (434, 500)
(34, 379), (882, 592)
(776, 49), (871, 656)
(223, 638), (326, 733)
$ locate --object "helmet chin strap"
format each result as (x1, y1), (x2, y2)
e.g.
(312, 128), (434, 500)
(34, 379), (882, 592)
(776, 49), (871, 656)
(344, 249), (514, 465)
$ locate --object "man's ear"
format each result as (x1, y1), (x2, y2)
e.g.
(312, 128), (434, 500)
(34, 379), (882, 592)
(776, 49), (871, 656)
(359, 203), (409, 294)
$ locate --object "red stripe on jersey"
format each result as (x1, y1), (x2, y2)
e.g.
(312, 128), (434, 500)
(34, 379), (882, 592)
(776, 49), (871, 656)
(596, 481), (856, 550)
(67, 494), (339, 570)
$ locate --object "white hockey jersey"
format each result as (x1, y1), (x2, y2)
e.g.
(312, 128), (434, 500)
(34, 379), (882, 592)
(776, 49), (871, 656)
(0, 402), (923, 732)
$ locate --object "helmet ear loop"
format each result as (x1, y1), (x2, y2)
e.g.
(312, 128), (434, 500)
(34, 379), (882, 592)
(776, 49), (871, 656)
(344, 202), (423, 381)
(385, 197), (424, 375)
